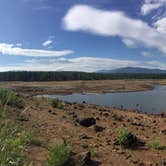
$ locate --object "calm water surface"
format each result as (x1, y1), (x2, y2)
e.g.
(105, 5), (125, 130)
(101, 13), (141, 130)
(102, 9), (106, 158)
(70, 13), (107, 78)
(40, 86), (166, 114)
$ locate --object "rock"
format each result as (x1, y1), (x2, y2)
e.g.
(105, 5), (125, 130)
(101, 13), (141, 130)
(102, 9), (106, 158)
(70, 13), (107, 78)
(79, 134), (91, 140)
(96, 117), (100, 121)
(131, 159), (139, 164)
(131, 120), (144, 127)
(77, 152), (92, 166)
(161, 128), (166, 135)
(160, 112), (166, 118)
(103, 112), (109, 117)
(79, 118), (96, 127)
(82, 144), (89, 149)
(48, 109), (52, 113)
(125, 154), (132, 159)
(19, 113), (30, 121)
(94, 125), (105, 132)
(112, 114), (124, 121)
(117, 150), (125, 155)
(161, 159), (166, 166)
(72, 114), (78, 119)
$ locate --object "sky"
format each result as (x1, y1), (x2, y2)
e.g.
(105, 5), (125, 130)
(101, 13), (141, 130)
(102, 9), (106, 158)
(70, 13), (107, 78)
(0, 0), (166, 72)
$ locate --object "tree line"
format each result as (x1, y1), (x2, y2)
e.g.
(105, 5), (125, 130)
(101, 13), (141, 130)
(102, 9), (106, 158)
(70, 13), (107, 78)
(0, 71), (166, 81)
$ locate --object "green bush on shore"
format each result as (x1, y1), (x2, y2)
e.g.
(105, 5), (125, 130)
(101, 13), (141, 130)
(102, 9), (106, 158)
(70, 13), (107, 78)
(0, 89), (31, 166)
(0, 89), (24, 109)
(148, 140), (162, 150)
(117, 128), (138, 148)
(51, 98), (64, 109)
(47, 142), (71, 166)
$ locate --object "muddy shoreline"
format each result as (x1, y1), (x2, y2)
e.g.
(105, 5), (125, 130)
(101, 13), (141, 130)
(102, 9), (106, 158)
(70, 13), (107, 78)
(1, 79), (165, 96)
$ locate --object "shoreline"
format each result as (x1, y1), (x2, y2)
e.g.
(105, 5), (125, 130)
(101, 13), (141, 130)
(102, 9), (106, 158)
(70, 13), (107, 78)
(0, 79), (163, 96)
(2, 86), (166, 165)
(20, 96), (166, 165)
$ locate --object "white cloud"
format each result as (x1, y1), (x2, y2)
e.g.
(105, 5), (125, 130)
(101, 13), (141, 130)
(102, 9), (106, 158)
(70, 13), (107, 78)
(141, 51), (154, 57)
(122, 38), (137, 48)
(63, 5), (166, 54)
(15, 43), (23, 47)
(0, 57), (166, 72)
(42, 36), (55, 47)
(141, 0), (166, 15)
(0, 43), (74, 57)
(154, 17), (166, 34)
(141, 3), (162, 15)
(42, 39), (53, 47)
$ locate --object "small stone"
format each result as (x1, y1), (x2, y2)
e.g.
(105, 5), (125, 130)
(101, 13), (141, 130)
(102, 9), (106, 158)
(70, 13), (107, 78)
(94, 125), (105, 132)
(161, 128), (166, 135)
(79, 118), (96, 127)
(48, 109), (52, 113)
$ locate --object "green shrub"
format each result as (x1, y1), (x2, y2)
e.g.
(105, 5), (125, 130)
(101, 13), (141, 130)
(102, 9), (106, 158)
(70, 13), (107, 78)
(117, 128), (138, 148)
(89, 148), (97, 157)
(34, 98), (41, 109)
(0, 89), (24, 108)
(0, 98), (31, 166)
(0, 123), (31, 166)
(47, 143), (71, 166)
(148, 140), (162, 150)
(51, 98), (63, 109)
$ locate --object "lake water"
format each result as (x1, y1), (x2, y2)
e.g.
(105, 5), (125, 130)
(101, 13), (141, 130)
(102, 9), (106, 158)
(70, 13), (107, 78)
(39, 86), (166, 114)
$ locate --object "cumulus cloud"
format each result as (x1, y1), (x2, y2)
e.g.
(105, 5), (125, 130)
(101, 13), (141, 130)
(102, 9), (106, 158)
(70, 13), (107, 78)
(154, 17), (166, 34)
(122, 38), (137, 48)
(0, 57), (166, 72)
(141, 3), (162, 15)
(63, 5), (166, 54)
(0, 43), (74, 57)
(141, 0), (166, 15)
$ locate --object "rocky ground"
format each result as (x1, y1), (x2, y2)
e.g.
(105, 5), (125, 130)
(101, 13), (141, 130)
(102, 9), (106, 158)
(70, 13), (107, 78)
(8, 95), (166, 166)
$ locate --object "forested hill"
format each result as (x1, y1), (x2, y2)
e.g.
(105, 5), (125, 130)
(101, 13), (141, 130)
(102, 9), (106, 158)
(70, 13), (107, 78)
(0, 71), (166, 81)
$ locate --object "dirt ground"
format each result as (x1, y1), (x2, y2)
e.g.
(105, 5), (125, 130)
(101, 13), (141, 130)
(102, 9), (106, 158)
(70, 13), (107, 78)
(1, 79), (166, 95)
(2, 80), (166, 165)
(9, 96), (165, 166)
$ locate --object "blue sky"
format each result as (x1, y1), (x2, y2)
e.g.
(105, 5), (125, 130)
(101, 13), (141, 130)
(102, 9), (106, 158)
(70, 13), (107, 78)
(0, 0), (166, 72)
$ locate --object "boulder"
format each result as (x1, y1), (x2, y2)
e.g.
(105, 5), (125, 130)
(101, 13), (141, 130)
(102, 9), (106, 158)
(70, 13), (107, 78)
(79, 118), (96, 127)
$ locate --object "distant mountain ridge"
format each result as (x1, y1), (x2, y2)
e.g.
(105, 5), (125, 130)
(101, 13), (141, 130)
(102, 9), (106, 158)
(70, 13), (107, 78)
(98, 67), (166, 74)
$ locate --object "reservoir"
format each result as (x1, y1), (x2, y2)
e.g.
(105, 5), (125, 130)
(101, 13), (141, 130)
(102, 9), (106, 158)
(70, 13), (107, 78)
(39, 86), (166, 114)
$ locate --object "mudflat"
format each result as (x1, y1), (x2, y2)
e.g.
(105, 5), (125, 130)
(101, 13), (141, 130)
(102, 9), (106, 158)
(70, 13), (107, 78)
(1, 79), (166, 95)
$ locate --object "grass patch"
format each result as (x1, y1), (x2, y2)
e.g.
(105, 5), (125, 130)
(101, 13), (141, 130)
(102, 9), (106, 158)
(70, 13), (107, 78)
(29, 138), (42, 147)
(0, 89), (24, 109)
(89, 148), (97, 158)
(51, 98), (64, 109)
(148, 140), (163, 150)
(0, 121), (32, 165)
(0, 89), (32, 165)
(117, 128), (138, 148)
(34, 98), (41, 109)
(47, 142), (71, 166)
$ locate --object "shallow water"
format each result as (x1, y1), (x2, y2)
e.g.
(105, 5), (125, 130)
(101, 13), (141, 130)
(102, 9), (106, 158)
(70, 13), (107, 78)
(39, 86), (166, 114)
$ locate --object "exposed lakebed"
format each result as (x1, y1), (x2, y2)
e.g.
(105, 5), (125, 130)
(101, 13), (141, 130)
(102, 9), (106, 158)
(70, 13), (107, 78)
(38, 85), (166, 114)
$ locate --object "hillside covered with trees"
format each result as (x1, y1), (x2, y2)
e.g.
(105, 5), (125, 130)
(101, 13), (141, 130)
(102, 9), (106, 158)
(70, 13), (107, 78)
(1, 71), (166, 81)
